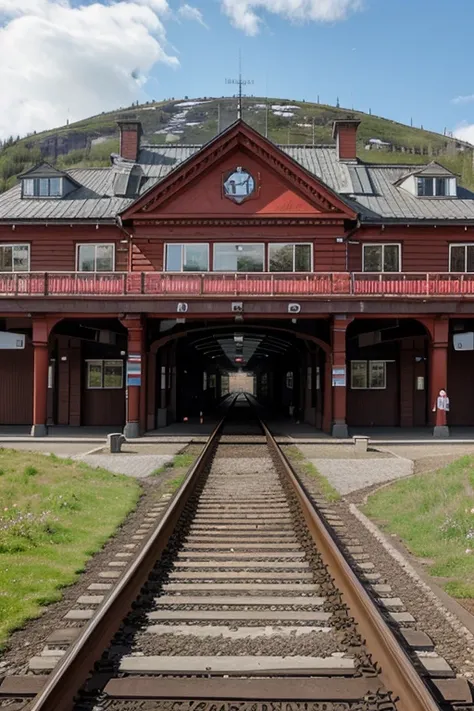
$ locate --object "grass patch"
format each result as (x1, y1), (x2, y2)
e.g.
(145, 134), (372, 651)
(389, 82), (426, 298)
(0, 448), (140, 648)
(285, 446), (341, 503)
(152, 452), (195, 477)
(363, 455), (474, 598)
(167, 474), (187, 493)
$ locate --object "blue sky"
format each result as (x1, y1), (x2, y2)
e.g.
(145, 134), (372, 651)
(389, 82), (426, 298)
(1, 0), (474, 141)
(158, 0), (474, 139)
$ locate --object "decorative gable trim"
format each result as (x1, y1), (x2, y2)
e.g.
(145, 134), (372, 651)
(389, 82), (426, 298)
(120, 121), (358, 221)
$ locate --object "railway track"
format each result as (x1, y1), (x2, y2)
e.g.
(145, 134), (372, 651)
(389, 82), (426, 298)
(0, 395), (470, 710)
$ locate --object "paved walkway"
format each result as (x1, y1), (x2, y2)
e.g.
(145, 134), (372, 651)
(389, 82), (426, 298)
(306, 457), (414, 495)
(76, 453), (176, 479)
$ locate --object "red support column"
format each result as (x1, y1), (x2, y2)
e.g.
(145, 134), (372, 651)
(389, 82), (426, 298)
(121, 316), (145, 439)
(430, 317), (450, 438)
(31, 318), (50, 437)
(331, 316), (352, 438)
(322, 356), (332, 434)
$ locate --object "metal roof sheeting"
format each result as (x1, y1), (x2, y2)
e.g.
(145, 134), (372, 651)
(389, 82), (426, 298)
(1, 143), (474, 223)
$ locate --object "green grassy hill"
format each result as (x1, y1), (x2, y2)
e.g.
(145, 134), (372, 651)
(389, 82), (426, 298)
(1, 96), (473, 192)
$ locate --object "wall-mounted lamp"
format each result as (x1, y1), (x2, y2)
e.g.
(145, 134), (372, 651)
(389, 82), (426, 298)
(336, 237), (344, 243)
(120, 350), (126, 356)
(11, 224), (15, 231)
(60, 356), (67, 362)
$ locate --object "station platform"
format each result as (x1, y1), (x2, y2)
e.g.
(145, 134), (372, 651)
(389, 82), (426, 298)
(1, 420), (474, 445)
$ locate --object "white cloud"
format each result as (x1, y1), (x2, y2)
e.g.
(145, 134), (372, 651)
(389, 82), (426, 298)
(452, 95), (474, 106)
(453, 123), (474, 145)
(178, 3), (208, 27)
(0, 0), (179, 139)
(220, 0), (362, 35)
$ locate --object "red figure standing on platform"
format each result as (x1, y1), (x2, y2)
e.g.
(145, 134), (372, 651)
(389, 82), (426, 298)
(433, 389), (450, 427)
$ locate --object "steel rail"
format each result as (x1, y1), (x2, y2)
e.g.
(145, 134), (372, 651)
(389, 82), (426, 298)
(259, 417), (442, 711)
(25, 401), (235, 711)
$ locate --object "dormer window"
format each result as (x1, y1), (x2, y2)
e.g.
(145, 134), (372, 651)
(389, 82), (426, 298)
(395, 162), (457, 198)
(417, 177), (453, 197)
(19, 162), (80, 199)
(23, 177), (63, 198)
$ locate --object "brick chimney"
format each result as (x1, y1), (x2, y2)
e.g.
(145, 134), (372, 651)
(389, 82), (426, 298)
(332, 119), (361, 162)
(118, 119), (142, 162)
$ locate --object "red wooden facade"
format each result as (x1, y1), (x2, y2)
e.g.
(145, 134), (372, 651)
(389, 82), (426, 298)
(0, 119), (473, 435)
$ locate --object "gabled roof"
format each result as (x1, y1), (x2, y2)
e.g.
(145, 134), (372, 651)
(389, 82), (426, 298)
(1, 135), (474, 224)
(120, 119), (358, 221)
(394, 161), (456, 186)
(18, 161), (83, 189)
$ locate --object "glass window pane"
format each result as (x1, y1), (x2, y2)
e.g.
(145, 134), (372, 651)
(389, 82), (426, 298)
(351, 361), (367, 389)
(214, 244), (264, 272)
(435, 178), (447, 196)
(87, 363), (102, 388)
(214, 244), (237, 271)
(363, 245), (383, 272)
(12, 245), (29, 271)
(418, 177), (433, 196)
(450, 245), (465, 272)
(95, 244), (114, 272)
(78, 244), (96, 272)
(269, 244), (293, 272)
(39, 178), (49, 197)
(383, 245), (400, 272)
(49, 178), (62, 197)
(295, 244), (311, 272)
(184, 244), (208, 272)
(0, 246), (13, 272)
(369, 361), (386, 389)
(103, 360), (123, 388)
(237, 244), (264, 272)
(166, 244), (182, 271)
(23, 179), (34, 196)
(467, 246), (474, 273)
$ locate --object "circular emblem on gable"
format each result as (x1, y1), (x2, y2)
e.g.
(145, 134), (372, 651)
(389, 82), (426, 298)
(223, 167), (255, 204)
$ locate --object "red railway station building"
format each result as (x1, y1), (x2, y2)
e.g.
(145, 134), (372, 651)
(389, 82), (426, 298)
(0, 118), (473, 437)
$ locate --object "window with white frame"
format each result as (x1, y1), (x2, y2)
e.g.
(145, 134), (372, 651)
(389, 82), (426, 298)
(165, 244), (209, 272)
(269, 243), (312, 272)
(214, 243), (264, 272)
(0, 244), (30, 272)
(86, 360), (123, 389)
(77, 244), (114, 272)
(450, 244), (474, 272)
(351, 361), (386, 390)
(363, 244), (400, 272)
(417, 177), (455, 197)
(22, 177), (63, 198)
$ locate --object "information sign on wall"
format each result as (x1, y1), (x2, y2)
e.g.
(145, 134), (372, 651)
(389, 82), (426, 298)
(127, 354), (142, 387)
(332, 366), (346, 388)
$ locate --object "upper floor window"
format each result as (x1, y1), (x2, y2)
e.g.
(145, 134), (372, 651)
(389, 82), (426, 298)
(450, 244), (474, 272)
(23, 177), (62, 198)
(269, 243), (312, 272)
(363, 244), (400, 272)
(0, 244), (29, 272)
(214, 243), (264, 272)
(417, 177), (455, 197)
(77, 244), (114, 272)
(165, 244), (209, 272)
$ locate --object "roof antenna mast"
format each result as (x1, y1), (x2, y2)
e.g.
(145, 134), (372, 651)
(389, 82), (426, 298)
(225, 50), (254, 121)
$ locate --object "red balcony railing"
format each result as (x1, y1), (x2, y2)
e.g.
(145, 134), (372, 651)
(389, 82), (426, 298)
(352, 272), (474, 296)
(1, 271), (474, 297)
